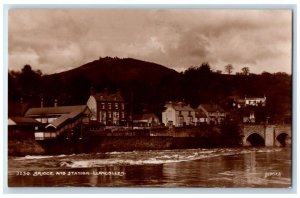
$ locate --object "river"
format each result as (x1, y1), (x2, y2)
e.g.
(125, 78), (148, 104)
(8, 147), (291, 187)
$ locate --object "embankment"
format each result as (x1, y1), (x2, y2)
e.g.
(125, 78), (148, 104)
(8, 126), (226, 156)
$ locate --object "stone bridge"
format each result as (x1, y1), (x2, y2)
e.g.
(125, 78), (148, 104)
(242, 124), (292, 146)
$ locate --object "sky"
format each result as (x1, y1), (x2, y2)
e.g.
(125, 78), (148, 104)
(8, 9), (292, 74)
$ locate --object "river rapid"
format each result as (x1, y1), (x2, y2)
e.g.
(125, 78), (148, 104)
(8, 147), (291, 187)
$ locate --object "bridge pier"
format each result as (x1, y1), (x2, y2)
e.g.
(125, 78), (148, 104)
(264, 125), (275, 147)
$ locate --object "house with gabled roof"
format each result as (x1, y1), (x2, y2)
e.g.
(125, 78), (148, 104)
(195, 109), (208, 125)
(132, 113), (160, 129)
(197, 104), (226, 125)
(162, 101), (195, 127)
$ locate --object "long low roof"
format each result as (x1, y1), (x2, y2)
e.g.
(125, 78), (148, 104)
(25, 105), (87, 117)
(46, 107), (88, 129)
(9, 117), (40, 125)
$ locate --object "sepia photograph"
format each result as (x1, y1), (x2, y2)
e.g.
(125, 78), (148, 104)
(7, 7), (293, 188)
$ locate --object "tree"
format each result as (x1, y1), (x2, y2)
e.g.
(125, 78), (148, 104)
(198, 62), (212, 74)
(225, 64), (234, 74)
(220, 120), (242, 147)
(19, 64), (43, 98)
(241, 67), (250, 75)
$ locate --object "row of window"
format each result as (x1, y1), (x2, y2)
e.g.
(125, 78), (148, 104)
(99, 120), (126, 126)
(99, 111), (125, 120)
(178, 111), (193, 115)
(36, 117), (59, 124)
(178, 116), (193, 125)
(100, 102), (125, 110)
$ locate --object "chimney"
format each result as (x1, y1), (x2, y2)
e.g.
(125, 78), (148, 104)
(41, 98), (44, 108)
(54, 99), (58, 107)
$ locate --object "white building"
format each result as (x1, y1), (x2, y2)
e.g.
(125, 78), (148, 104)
(162, 101), (195, 127)
(245, 96), (266, 107)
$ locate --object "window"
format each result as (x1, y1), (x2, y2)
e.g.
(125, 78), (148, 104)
(167, 121), (173, 127)
(115, 103), (119, 110)
(189, 116), (193, 123)
(100, 111), (106, 123)
(101, 103), (105, 109)
(178, 116), (184, 126)
(121, 103), (125, 110)
(121, 112), (125, 119)
(108, 111), (112, 119)
(108, 103), (111, 110)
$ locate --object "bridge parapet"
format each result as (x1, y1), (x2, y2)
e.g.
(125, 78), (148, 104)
(242, 124), (291, 147)
(242, 124), (265, 139)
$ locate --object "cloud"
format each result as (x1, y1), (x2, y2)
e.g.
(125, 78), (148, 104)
(8, 9), (292, 74)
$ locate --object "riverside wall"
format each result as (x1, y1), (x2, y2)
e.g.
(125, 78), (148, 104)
(8, 126), (222, 156)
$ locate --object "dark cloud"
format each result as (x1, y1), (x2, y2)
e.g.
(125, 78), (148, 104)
(9, 9), (292, 74)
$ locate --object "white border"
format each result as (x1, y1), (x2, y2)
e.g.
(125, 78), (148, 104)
(1, 0), (299, 196)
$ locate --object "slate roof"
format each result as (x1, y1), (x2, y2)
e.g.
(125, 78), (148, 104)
(173, 105), (194, 112)
(195, 109), (208, 118)
(165, 102), (194, 112)
(198, 104), (225, 113)
(9, 117), (40, 125)
(133, 113), (159, 121)
(93, 91), (124, 102)
(25, 105), (87, 117)
(46, 108), (87, 129)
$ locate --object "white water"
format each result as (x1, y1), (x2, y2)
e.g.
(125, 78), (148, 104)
(11, 147), (284, 169)
(8, 147), (291, 187)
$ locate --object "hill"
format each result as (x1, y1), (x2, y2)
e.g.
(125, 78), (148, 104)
(42, 57), (181, 113)
(9, 57), (292, 123)
(53, 57), (179, 85)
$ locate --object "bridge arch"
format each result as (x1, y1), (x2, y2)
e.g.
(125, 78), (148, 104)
(244, 132), (265, 146)
(242, 124), (291, 147)
(275, 132), (289, 147)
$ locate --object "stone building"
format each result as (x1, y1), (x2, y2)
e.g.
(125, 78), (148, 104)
(86, 88), (127, 126)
